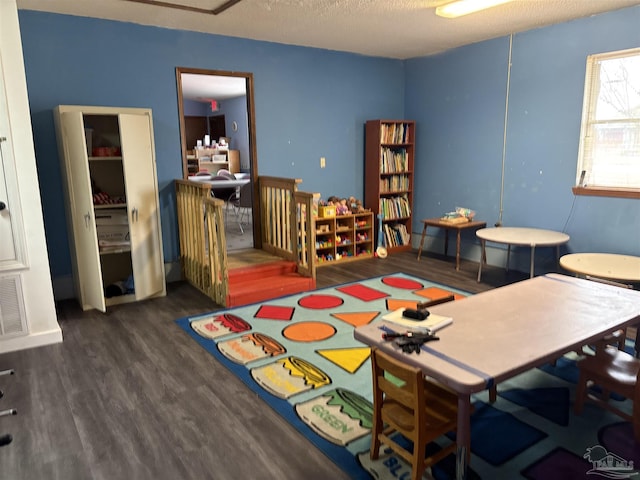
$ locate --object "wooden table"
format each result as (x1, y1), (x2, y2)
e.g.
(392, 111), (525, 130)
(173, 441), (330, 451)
(476, 227), (570, 281)
(417, 218), (487, 270)
(560, 253), (640, 283)
(354, 273), (640, 480)
(188, 177), (250, 190)
(188, 176), (250, 201)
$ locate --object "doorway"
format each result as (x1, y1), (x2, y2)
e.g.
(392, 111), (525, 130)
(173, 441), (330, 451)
(176, 67), (261, 249)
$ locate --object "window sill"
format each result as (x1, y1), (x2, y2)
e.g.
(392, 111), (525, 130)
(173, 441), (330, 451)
(572, 186), (640, 199)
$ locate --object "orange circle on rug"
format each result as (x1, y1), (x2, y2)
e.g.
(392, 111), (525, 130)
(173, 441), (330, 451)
(283, 321), (337, 342)
(382, 276), (424, 290)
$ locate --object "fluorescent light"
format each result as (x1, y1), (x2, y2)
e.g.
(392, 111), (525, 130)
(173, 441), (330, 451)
(436, 0), (513, 18)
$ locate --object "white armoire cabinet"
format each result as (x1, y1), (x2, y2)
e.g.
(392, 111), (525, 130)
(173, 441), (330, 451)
(54, 105), (166, 312)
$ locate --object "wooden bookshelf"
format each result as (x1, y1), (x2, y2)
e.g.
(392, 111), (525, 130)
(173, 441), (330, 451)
(364, 120), (414, 253)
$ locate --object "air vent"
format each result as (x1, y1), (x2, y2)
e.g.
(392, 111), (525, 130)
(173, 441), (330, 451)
(0, 274), (27, 337)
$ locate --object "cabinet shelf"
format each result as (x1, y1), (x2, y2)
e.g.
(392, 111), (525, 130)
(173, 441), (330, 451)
(88, 156), (122, 161)
(314, 212), (374, 266)
(192, 148), (240, 175)
(380, 190), (411, 195)
(94, 203), (127, 209)
(105, 293), (136, 307)
(99, 247), (131, 255)
(365, 120), (415, 254)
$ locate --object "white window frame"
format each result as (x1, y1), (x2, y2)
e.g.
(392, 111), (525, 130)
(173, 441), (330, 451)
(575, 47), (640, 199)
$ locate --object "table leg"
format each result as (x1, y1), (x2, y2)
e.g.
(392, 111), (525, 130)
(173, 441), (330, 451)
(477, 240), (485, 282)
(444, 229), (449, 257)
(506, 244), (511, 273)
(455, 395), (472, 480)
(456, 229), (462, 271)
(417, 224), (428, 260)
(530, 246), (536, 278)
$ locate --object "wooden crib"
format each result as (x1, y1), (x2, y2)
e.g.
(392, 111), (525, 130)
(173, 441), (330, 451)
(175, 176), (316, 306)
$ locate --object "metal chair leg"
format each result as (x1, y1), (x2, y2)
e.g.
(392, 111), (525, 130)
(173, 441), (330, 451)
(0, 433), (12, 446)
(1, 368), (16, 447)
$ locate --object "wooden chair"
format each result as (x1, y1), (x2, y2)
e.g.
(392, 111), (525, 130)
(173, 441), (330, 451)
(229, 182), (252, 234)
(216, 169), (235, 180)
(369, 347), (458, 480)
(574, 345), (640, 442)
(584, 276), (637, 355)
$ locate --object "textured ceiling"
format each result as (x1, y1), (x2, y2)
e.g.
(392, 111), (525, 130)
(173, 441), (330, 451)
(17, 0), (640, 59)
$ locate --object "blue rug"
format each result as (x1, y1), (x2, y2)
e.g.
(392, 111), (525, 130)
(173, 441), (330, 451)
(176, 273), (638, 479)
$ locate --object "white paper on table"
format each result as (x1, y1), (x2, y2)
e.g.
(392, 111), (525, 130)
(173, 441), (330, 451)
(382, 308), (453, 332)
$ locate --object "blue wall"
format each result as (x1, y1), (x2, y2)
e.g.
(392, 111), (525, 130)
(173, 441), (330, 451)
(18, 11), (404, 282)
(406, 6), (640, 272)
(183, 99), (209, 116)
(17, 7), (640, 285)
(222, 96), (250, 170)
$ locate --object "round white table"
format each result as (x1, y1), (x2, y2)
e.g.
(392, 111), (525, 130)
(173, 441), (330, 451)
(476, 227), (570, 282)
(560, 253), (640, 283)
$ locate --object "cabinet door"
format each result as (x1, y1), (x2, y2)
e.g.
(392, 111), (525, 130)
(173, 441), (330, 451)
(60, 112), (106, 311)
(118, 113), (164, 300)
(227, 150), (240, 173)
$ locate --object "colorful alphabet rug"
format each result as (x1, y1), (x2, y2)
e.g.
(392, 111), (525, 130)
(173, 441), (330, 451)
(176, 273), (639, 479)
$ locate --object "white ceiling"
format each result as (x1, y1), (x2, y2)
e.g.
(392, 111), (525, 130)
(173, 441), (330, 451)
(181, 73), (247, 101)
(17, 0), (640, 60)
(16, 0), (640, 102)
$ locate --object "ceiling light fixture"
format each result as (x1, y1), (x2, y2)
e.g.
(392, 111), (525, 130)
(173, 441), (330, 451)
(435, 0), (513, 18)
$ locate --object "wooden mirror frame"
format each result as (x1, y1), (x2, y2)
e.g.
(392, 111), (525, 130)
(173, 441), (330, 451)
(176, 67), (261, 246)
(175, 67), (258, 180)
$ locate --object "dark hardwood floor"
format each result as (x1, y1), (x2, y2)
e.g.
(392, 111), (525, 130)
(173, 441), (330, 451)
(0, 251), (528, 480)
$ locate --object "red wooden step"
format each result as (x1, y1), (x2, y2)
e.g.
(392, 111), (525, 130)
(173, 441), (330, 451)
(228, 261), (298, 283)
(227, 261), (315, 307)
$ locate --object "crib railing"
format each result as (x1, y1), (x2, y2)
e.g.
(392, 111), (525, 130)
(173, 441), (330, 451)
(258, 176), (316, 280)
(293, 190), (316, 279)
(175, 176), (316, 306)
(257, 176), (301, 260)
(175, 179), (228, 305)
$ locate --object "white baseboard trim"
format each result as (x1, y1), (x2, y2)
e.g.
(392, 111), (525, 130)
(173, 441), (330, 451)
(0, 328), (63, 354)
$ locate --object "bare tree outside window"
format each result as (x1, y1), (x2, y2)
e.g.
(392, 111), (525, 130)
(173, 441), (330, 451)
(577, 48), (640, 192)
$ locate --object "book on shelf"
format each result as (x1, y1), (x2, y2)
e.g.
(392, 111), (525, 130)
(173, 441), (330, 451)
(379, 174), (410, 193)
(379, 196), (411, 220)
(380, 123), (410, 144)
(383, 223), (410, 247)
(382, 308), (453, 332)
(380, 148), (408, 173)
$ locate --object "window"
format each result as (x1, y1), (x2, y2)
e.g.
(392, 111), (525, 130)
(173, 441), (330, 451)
(575, 47), (640, 199)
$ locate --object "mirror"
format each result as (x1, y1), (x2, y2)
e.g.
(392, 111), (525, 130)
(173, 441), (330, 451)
(176, 67), (260, 247)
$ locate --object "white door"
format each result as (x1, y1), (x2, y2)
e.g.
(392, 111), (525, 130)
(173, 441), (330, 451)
(0, 146), (15, 265)
(61, 112), (106, 311)
(0, 69), (26, 270)
(119, 113), (164, 300)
